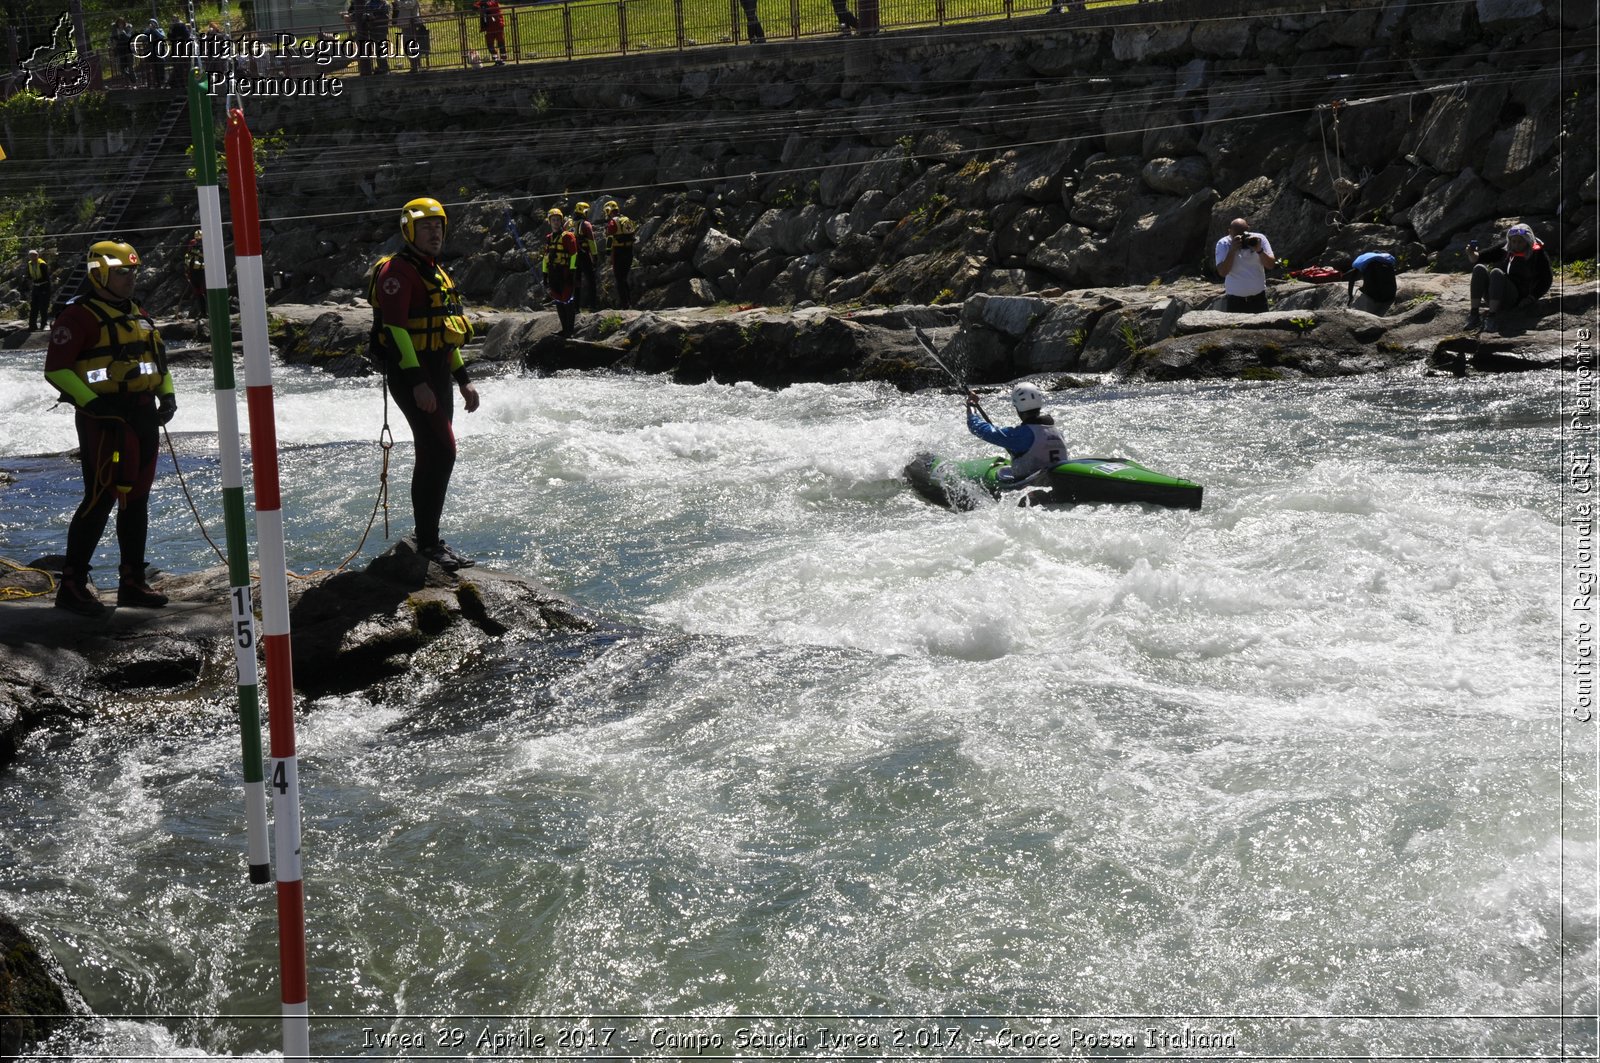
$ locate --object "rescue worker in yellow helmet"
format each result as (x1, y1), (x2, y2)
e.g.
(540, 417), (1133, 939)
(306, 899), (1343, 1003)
(25, 248), (52, 331)
(42, 239), (176, 616)
(368, 197), (481, 572)
(542, 206), (579, 336)
(181, 229), (206, 322)
(568, 200), (600, 312)
(602, 200), (638, 309)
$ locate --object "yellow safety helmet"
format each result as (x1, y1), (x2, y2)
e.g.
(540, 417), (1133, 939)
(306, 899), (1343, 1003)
(575, 201), (590, 215)
(603, 200), (620, 214)
(86, 240), (140, 288)
(400, 197), (448, 243)
(546, 207), (564, 220)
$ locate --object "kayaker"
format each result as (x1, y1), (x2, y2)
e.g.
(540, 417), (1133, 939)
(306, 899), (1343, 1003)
(966, 382), (1067, 484)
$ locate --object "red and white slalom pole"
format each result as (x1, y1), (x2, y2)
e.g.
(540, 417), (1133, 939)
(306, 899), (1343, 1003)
(225, 106), (309, 1061)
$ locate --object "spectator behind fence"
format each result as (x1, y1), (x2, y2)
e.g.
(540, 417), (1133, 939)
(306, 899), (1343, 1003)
(474, 0), (507, 65)
(830, 0), (858, 35)
(396, 0), (428, 72)
(167, 14), (193, 87)
(364, 0), (391, 72)
(109, 18), (134, 81)
(136, 19), (165, 87)
(739, 0), (765, 42)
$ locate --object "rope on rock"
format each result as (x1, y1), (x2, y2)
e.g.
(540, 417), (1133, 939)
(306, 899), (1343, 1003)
(162, 418), (395, 584)
(0, 557), (57, 601)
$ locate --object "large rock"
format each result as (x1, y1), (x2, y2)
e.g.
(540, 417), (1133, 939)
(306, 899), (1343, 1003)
(0, 548), (595, 716)
(962, 293), (1052, 339)
(1110, 23), (1192, 63)
(1407, 83), (1509, 174)
(0, 918), (76, 1059)
(1213, 178), (1332, 269)
(1481, 109), (1560, 188)
(693, 227), (744, 278)
(1069, 155), (1142, 233)
(1142, 156), (1211, 197)
(1011, 296), (1117, 373)
(1403, 168), (1499, 247)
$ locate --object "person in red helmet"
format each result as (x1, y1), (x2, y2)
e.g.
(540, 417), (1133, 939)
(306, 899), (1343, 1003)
(42, 239), (177, 616)
(368, 197), (481, 572)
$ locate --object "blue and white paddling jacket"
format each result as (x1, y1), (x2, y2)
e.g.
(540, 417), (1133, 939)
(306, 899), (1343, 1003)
(967, 413), (1067, 481)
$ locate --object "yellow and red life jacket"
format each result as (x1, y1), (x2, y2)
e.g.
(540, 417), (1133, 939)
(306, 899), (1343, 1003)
(542, 228), (577, 273)
(70, 297), (167, 396)
(367, 246), (472, 354)
(607, 214), (637, 250)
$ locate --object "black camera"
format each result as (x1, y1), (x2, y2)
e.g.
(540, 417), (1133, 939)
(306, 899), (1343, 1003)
(1243, 235), (1261, 249)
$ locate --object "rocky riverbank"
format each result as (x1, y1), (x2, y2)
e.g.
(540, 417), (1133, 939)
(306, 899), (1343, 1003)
(4, 271), (1592, 395)
(211, 272), (1600, 387)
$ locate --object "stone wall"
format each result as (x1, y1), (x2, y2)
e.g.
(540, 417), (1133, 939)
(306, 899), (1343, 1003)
(24, 0), (1600, 314)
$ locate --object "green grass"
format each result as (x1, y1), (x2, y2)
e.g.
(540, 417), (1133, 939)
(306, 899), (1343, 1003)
(347, 0), (1136, 71)
(1561, 259), (1598, 284)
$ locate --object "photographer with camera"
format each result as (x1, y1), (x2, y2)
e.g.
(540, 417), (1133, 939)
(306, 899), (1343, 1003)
(1214, 217), (1277, 313)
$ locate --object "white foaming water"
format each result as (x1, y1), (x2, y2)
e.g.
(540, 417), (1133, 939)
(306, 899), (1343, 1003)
(0, 356), (1590, 1059)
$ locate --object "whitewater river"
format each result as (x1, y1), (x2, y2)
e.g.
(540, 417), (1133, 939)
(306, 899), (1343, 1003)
(0, 353), (1593, 1060)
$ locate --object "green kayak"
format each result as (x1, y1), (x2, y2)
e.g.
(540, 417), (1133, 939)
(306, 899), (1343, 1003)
(904, 452), (1204, 511)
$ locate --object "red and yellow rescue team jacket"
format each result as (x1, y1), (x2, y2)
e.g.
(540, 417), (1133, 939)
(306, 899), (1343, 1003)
(604, 214), (637, 255)
(568, 218), (598, 261)
(43, 296), (173, 407)
(368, 246), (472, 381)
(542, 228), (577, 279)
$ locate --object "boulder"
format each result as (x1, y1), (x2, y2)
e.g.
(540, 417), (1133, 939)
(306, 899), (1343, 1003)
(962, 293), (1052, 339)
(1011, 297), (1116, 373)
(1403, 168), (1499, 246)
(1407, 83), (1509, 174)
(0, 918), (75, 1059)
(1111, 23), (1192, 63)
(1142, 156), (1211, 197)
(1069, 155), (1143, 233)
(1481, 109), (1560, 188)
(693, 227), (744, 278)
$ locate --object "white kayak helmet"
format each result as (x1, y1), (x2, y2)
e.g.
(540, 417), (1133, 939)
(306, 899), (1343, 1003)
(1010, 382), (1046, 415)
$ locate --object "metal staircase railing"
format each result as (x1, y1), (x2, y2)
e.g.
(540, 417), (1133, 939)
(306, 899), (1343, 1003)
(55, 98), (190, 305)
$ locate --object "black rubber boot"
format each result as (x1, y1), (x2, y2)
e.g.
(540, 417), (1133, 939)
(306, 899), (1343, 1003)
(55, 565), (106, 617)
(117, 562), (169, 608)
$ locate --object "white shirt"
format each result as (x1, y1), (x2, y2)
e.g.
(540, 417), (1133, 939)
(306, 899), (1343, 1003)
(1215, 232), (1273, 297)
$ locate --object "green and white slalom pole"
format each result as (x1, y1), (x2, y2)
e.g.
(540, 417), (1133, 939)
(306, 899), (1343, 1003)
(226, 104), (309, 1062)
(186, 65), (271, 887)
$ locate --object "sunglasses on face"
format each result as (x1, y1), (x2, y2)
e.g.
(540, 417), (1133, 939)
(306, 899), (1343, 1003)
(110, 267), (136, 276)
